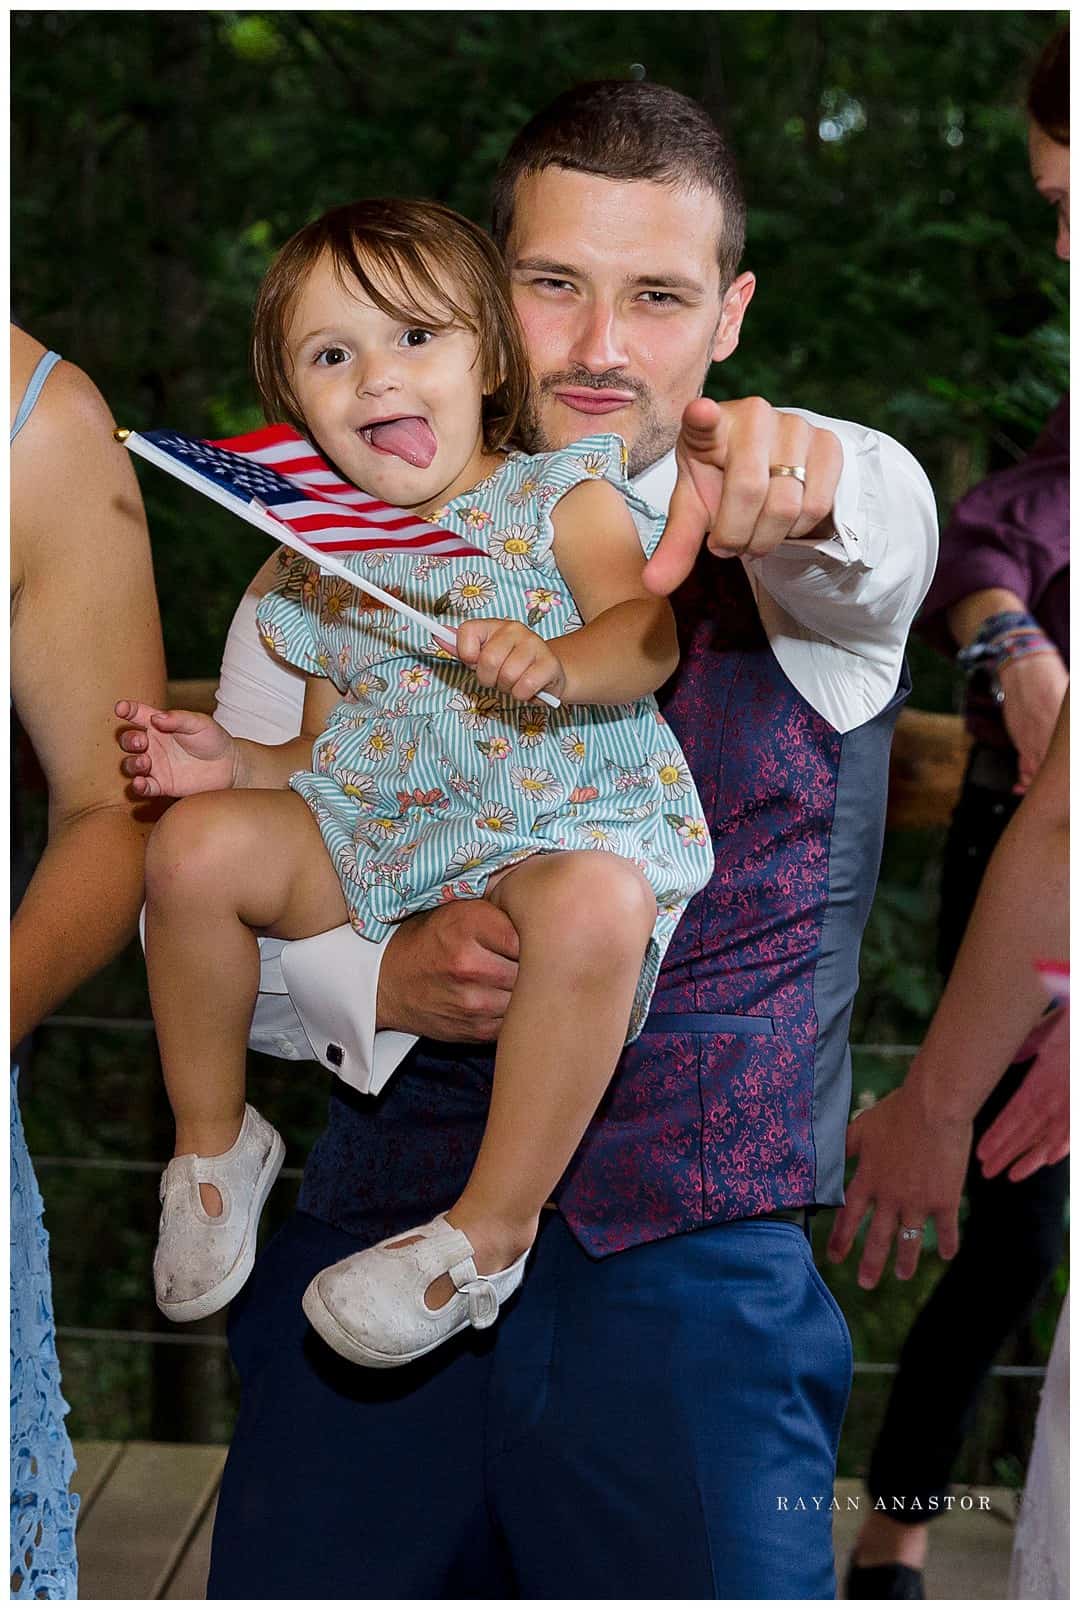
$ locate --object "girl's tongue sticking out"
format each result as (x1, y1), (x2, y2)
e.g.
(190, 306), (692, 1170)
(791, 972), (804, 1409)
(363, 416), (437, 468)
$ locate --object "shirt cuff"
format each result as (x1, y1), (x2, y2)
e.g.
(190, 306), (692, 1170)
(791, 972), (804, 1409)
(277, 923), (417, 1096)
(775, 409), (884, 570)
(823, 425), (866, 564)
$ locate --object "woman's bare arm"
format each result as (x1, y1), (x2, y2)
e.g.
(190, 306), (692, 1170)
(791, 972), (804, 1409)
(10, 332), (167, 1045)
(827, 696), (1068, 1285)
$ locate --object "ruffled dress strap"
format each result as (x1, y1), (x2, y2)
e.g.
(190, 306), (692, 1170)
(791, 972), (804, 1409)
(254, 545), (333, 681)
(523, 433), (666, 558)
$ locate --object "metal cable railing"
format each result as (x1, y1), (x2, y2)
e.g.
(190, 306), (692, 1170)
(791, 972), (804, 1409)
(32, 1012), (1053, 1380)
(49, 1323), (1050, 1374)
(34, 1155), (304, 1180)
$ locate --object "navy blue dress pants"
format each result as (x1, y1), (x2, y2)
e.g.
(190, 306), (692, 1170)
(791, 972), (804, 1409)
(208, 1209), (851, 1598)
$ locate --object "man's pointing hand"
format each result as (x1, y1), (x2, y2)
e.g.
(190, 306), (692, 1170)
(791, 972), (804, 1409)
(643, 396), (844, 595)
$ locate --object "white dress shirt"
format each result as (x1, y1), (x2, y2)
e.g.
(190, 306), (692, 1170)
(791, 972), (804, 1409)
(216, 410), (938, 1091)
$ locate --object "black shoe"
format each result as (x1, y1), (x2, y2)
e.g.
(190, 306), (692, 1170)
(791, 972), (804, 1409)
(844, 1559), (926, 1599)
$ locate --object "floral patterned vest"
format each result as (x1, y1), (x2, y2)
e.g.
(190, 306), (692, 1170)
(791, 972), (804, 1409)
(298, 553), (909, 1256)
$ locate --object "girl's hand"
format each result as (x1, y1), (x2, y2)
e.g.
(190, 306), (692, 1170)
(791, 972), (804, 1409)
(115, 700), (238, 798)
(456, 619), (566, 704)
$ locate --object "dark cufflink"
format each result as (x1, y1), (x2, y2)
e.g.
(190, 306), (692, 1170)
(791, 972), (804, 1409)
(326, 1043), (344, 1068)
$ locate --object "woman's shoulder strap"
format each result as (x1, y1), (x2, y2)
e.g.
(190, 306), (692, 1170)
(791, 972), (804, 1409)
(10, 351), (62, 444)
(526, 434), (666, 557)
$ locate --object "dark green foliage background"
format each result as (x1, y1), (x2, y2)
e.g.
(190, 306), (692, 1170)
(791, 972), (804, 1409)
(12, 9), (1068, 674)
(12, 9), (1068, 1478)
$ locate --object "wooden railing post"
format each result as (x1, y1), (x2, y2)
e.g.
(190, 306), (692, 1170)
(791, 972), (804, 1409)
(886, 709), (971, 831)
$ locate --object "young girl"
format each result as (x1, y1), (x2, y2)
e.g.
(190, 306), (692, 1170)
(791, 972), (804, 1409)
(117, 198), (713, 1368)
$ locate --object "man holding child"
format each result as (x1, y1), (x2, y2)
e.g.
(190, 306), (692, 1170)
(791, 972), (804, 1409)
(206, 79), (937, 1598)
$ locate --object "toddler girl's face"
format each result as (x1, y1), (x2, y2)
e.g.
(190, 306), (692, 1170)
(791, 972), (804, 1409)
(285, 252), (498, 513)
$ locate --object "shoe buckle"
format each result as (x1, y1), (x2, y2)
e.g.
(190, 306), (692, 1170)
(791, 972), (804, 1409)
(464, 1278), (499, 1330)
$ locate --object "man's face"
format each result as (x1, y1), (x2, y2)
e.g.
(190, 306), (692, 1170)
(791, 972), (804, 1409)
(506, 168), (754, 477)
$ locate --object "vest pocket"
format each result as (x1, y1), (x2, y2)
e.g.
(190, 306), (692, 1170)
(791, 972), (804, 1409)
(642, 1012), (777, 1036)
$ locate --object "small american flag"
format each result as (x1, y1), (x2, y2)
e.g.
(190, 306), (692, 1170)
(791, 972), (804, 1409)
(135, 422), (486, 559)
(117, 421), (562, 708)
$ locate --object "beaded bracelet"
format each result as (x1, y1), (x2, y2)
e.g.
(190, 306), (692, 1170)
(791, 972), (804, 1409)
(956, 609), (1057, 678)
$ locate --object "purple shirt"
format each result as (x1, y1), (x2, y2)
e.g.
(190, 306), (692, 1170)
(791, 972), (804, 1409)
(919, 396), (1069, 745)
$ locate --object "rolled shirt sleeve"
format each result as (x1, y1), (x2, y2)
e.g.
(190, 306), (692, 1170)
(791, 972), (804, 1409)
(213, 555), (308, 745)
(745, 408), (939, 733)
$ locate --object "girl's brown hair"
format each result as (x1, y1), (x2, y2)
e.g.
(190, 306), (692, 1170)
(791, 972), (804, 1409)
(251, 197), (531, 450)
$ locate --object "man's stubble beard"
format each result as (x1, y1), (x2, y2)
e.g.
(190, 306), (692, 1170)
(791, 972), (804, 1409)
(518, 378), (674, 480)
(518, 348), (717, 481)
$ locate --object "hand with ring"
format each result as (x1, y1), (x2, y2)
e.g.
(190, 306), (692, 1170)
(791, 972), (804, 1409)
(643, 395), (844, 595)
(827, 1081), (970, 1288)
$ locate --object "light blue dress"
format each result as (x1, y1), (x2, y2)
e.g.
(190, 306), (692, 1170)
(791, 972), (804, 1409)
(11, 349), (79, 1600)
(257, 434), (713, 1038)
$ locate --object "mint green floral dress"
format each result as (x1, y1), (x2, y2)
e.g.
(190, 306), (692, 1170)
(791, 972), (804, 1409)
(256, 433), (712, 1038)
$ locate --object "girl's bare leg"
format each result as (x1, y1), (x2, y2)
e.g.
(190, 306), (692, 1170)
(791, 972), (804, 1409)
(415, 850), (656, 1305)
(144, 789), (349, 1209)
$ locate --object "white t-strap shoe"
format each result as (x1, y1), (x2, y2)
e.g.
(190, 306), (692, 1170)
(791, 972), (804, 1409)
(154, 1104), (285, 1323)
(301, 1214), (529, 1368)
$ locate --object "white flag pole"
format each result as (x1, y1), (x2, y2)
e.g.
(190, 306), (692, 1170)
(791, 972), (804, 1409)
(118, 429), (560, 709)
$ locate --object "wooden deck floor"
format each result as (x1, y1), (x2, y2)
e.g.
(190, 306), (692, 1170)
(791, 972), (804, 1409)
(73, 1442), (225, 1600)
(72, 1442), (1017, 1599)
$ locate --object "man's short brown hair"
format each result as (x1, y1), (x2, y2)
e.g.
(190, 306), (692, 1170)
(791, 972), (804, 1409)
(491, 79), (746, 286)
(251, 197), (531, 450)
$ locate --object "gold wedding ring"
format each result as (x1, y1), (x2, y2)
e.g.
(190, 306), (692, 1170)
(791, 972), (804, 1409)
(769, 464), (807, 484)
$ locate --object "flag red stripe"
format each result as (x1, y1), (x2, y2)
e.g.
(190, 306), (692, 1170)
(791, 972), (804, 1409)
(264, 454), (342, 474)
(311, 534), (485, 555)
(213, 424), (303, 453)
(274, 474), (399, 510)
(284, 511), (439, 535)
(259, 456), (359, 485)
